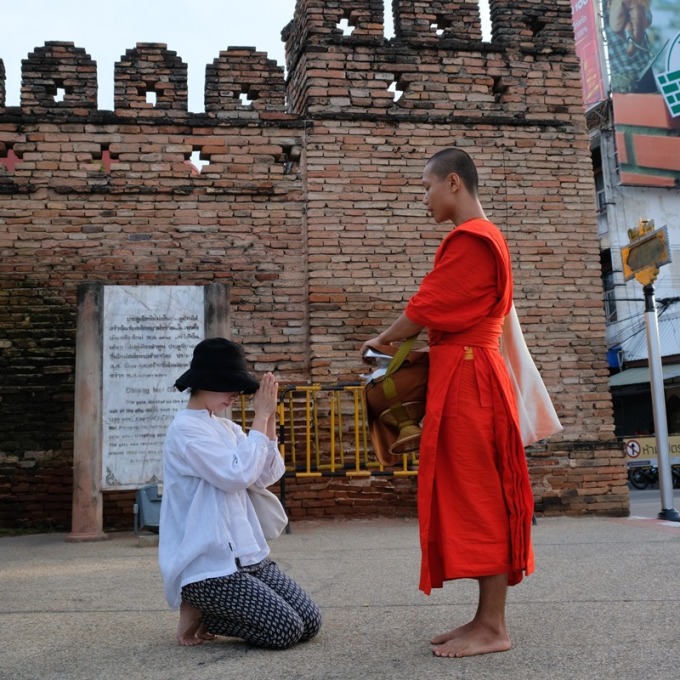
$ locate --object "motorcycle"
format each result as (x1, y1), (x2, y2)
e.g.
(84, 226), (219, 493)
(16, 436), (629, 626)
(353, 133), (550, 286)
(628, 465), (680, 490)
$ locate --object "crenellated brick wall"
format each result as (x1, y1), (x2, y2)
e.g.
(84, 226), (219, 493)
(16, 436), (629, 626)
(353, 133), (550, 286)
(0, 0), (627, 531)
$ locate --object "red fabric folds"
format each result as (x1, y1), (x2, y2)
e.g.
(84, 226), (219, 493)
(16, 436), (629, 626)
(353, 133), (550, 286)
(405, 219), (535, 594)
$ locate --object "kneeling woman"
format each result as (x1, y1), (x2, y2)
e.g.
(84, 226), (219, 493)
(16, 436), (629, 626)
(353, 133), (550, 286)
(159, 337), (322, 649)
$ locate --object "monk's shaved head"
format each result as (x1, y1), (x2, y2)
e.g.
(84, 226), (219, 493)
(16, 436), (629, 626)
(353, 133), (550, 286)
(425, 148), (479, 195)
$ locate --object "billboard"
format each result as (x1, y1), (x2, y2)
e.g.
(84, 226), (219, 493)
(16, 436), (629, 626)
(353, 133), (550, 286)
(605, 0), (680, 186)
(571, 0), (608, 110)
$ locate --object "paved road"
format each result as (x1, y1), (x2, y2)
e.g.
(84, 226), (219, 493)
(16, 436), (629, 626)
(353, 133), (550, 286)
(1, 490), (679, 680)
(629, 486), (680, 517)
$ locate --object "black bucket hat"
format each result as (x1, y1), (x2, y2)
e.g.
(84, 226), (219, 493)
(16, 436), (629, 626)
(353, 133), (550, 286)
(174, 337), (260, 394)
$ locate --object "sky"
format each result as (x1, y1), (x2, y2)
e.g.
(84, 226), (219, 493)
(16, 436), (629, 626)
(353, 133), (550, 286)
(0, 0), (490, 114)
(0, 0), (298, 113)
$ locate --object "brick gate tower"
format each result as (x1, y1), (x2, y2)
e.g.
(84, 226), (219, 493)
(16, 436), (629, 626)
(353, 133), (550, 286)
(0, 1), (625, 529)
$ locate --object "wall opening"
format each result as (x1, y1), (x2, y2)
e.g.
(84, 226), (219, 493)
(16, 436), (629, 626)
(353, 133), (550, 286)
(278, 144), (301, 175)
(188, 148), (210, 174)
(92, 144), (117, 174)
(492, 76), (508, 103)
(337, 9), (357, 37)
(430, 18), (450, 37)
(0, 144), (22, 172)
(388, 80), (404, 102)
(526, 15), (546, 37)
(46, 80), (71, 103)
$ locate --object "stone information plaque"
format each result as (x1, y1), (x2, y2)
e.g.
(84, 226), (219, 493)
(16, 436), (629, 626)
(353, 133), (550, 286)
(102, 286), (204, 489)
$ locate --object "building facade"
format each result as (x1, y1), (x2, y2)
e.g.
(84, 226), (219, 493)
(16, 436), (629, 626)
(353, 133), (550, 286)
(580, 1), (680, 445)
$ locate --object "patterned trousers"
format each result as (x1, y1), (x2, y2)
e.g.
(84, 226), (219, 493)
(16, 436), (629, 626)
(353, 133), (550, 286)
(181, 559), (322, 649)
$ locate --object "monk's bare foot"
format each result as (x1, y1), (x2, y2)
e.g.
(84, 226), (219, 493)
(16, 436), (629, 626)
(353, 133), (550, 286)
(176, 602), (213, 646)
(431, 621), (511, 658)
(430, 621), (473, 645)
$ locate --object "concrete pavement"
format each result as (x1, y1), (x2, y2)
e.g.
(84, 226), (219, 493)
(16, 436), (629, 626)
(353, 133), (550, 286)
(1, 490), (679, 680)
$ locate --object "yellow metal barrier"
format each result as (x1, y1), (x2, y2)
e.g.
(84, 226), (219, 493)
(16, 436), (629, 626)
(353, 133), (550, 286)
(277, 383), (419, 478)
(235, 384), (419, 521)
(236, 383), (419, 477)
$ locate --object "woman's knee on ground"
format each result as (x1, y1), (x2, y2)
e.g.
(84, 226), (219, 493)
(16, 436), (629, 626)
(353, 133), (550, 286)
(299, 601), (322, 642)
(255, 611), (306, 649)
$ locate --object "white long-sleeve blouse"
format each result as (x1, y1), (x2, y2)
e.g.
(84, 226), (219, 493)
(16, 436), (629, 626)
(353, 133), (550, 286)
(158, 408), (285, 609)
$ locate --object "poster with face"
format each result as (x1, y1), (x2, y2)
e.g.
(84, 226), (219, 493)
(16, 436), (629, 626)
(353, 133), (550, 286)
(603, 0), (680, 101)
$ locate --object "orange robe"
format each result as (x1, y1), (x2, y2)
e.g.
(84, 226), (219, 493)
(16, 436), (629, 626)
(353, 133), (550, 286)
(405, 218), (535, 595)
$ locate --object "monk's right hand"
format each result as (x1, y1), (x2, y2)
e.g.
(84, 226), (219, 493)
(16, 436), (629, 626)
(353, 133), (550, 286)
(360, 336), (385, 361)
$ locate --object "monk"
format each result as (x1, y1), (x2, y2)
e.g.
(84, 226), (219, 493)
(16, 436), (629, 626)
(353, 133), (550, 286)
(361, 148), (535, 658)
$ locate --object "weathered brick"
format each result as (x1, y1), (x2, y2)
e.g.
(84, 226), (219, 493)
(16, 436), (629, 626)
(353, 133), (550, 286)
(0, 2), (627, 529)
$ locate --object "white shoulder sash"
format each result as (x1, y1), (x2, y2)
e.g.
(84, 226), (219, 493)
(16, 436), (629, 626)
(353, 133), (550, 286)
(500, 304), (563, 446)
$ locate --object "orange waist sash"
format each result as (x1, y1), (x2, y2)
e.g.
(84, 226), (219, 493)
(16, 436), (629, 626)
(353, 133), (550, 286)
(430, 316), (504, 350)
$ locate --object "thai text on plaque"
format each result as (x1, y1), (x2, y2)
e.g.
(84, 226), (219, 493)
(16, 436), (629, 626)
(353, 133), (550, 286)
(102, 286), (204, 489)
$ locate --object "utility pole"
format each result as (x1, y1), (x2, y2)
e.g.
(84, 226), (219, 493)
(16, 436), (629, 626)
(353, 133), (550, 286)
(621, 219), (680, 521)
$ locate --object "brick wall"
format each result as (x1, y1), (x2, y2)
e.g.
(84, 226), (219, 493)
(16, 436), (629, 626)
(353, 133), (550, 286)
(0, 0), (627, 530)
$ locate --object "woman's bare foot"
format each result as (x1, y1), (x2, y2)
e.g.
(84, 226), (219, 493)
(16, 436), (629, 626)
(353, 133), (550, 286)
(195, 622), (216, 642)
(431, 621), (511, 658)
(176, 602), (215, 646)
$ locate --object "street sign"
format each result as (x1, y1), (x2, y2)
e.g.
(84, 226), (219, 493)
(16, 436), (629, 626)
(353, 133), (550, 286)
(621, 220), (671, 286)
